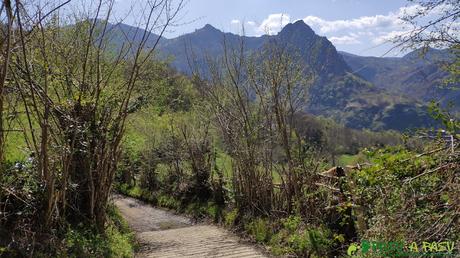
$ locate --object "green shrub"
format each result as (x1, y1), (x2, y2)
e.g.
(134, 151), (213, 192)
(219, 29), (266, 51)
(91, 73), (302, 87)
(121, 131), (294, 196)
(157, 194), (181, 210)
(269, 230), (292, 255)
(282, 226), (331, 257)
(117, 184), (156, 203)
(64, 225), (133, 257)
(245, 218), (272, 243)
(267, 219), (334, 257)
(185, 202), (207, 217)
(351, 145), (460, 243)
(128, 186), (143, 198)
(63, 206), (135, 257)
(282, 215), (302, 232)
(0, 160), (45, 254)
(224, 208), (239, 227)
(195, 202), (222, 221)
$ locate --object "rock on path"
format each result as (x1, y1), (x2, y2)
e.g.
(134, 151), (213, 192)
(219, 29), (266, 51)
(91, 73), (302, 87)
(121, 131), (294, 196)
(114, 195), (268, 258)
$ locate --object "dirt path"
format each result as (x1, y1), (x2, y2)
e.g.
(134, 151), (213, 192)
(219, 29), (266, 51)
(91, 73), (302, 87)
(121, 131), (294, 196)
(114, 195), (268, 258)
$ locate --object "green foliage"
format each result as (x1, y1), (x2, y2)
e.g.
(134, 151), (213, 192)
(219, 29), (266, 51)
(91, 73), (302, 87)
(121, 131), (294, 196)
(343, 47), (460, 114)
(205, 203), (221, 221)
(118, 184), (156, 203)
(0, 160), (45, 254)
(157, 194), (181, 210)
(134, 60), (195, 114)
(0, 160), (42, 200)
(183, 201), (220, 220)
(269, 230), (291, 255)
(1, 146), (137, 258)
(224, 208), (239, 227)
(32, 205), (136, 258)
(351, 144), (459, 243)
(268, 222), (333, 257)
(429, 101), (460, 136)
(64, 218), (135, 258)
(245, 218), (272, 243)
(296, 114), (402, 164)
(281, 215), (302, 232)
(444, 46), (460, 85)
(301, 227), (333, 256)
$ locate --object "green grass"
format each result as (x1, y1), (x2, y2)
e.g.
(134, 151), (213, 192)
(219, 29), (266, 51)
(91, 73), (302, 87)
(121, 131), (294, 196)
(215, 151), (233, 178)
(4, 131), (28, 162)
(337, 154), (358, 166)
(3, 115), (32, 162)
(337, 153), (368, 166)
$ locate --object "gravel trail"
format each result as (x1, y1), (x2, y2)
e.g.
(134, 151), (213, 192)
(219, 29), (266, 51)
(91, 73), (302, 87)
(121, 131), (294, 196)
(114, 195), (268, 258)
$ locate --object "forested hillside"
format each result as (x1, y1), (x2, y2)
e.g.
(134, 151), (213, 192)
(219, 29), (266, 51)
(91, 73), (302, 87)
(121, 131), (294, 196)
(341, 48), (460, 111)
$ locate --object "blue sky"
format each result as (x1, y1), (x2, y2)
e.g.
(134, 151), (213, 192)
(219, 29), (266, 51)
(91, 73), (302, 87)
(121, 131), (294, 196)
(88, 0), (422, 56)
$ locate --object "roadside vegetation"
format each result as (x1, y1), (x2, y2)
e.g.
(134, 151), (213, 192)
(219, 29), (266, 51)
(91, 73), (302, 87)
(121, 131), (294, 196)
(116, 37), (459, 257)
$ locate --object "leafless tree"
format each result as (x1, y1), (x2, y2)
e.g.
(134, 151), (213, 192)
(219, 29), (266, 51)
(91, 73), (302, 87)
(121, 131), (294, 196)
(191, 33), (326, 217)
(4, 0), (184, 232)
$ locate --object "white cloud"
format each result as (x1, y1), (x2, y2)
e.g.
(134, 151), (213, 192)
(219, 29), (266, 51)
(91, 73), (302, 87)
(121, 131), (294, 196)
(257, 13), (291, 35)
(228, 3), (451, 55)
(242, 5), (422, 39)
(329, 35), (361, 45)
(369, 3), (459, 46)
(300, 5), (430, 36)
(297, 5), (433, 48)
(302, 13), (399, 34)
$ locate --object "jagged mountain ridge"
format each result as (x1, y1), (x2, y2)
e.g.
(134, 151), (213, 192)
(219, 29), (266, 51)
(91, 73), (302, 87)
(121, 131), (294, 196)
(102, 20), (440, 131)
(158, 21), (351, 79)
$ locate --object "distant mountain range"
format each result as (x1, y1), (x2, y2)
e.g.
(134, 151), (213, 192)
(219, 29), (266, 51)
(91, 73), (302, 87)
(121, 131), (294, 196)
(340, 49), (460, 109)
(102, 20), (460, 131)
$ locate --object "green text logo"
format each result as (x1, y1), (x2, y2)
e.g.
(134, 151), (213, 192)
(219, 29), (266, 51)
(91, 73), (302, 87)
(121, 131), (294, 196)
(348, 240), (457, 257)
